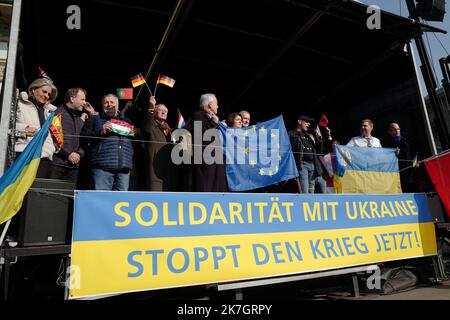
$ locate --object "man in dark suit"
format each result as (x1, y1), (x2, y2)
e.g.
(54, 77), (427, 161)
(188, 93), (227, 192)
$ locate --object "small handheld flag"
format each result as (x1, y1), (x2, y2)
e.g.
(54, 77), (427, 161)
(319, 114), (329, 127)
(50, 112), (64, 149)
(315, 124), (322, 139)
(110, 119), (135, 137)
(176, 109), (186, 129)
(131, 73), (146, 88)
(412, 153), (418, 168)
(117, 88), (133, 100)
(38, 67), (53, 82)
(157, 74), (176, 88)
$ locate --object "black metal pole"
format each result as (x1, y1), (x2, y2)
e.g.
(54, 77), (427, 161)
(406, 0), (450, 151)
(440, 56), (450, 113)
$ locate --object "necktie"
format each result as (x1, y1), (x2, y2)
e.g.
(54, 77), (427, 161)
(366, 138), (372, 147)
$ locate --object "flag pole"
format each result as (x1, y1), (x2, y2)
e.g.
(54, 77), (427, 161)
(0, 219), (12, 247)
(154, 74), (160, 98)
(295, 177), (303, 193)
(144, 82), (154, 96)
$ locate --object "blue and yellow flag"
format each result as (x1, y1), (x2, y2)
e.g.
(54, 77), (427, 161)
(218, 115), (298, 191)
(0, 113), (55, 225)
(333, 145), (402, 194)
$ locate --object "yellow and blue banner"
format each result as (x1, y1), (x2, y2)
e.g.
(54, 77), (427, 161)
(69, 191), (436, 299)
(218, 115), (298, 191)
(334, 145), (402, 194)
(0, 113), (54, 225)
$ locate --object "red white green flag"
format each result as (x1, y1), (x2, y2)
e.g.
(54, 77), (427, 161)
(111, 119), (134, 136)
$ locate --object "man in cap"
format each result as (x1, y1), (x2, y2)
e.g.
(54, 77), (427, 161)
(289, 115), (325, 193)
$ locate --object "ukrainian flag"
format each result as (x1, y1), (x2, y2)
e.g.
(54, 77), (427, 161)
(333, 145), (402, 194)
(0, 113), (55, 225)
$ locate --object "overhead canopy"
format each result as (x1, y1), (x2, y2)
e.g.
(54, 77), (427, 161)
(18, 0), (445, 135)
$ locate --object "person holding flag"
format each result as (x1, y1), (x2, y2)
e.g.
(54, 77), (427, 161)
(48, 88), (88, 183)
(87, 94), (135, 191)
(382, 122), (415, 191)
(15, 77), (58, 178)
(142, 96), (174, 191)
(154, 74), (175, 97)
(289, 114), (326, 193)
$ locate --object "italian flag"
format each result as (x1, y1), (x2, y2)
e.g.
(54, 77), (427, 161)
(111, 119), (134, 136)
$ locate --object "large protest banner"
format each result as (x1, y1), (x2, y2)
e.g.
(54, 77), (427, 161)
(69, 192), (437, 299)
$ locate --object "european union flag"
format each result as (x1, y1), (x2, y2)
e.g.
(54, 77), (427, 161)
(333, 145), (402, 194)
(218, 115), (298, 191)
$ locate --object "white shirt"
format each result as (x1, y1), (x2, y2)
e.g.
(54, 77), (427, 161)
(346, 136), (382, 148)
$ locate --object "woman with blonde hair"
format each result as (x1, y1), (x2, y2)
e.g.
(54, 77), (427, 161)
(15, 77), (58, 177)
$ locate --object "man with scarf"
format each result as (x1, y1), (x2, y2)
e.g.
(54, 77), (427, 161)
(142, 96), (174, 191)
(383, 122), (414, 191)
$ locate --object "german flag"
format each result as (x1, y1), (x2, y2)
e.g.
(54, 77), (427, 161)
(157, 74), (175, 88)
(131, 73), (146, 88)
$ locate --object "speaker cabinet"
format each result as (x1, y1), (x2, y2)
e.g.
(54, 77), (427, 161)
(417, 0), (446, 22)
(17, 178), (75, 246)
(426, 192), (447, 223)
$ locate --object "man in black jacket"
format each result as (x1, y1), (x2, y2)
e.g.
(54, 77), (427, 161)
(382, 122), (414, 191)
(289, 115), (325, 193)
(48, 87), (87, 183)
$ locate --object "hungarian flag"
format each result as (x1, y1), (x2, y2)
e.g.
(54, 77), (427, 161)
(131, 73), (146, 88)
(157, 74), (175, 88)
(176, 110), (186, 129)
(50, 112), (64, 149)
(117, 88), (133, 100)
(319, 114), (329, 127)
(110, 119), (134, 137)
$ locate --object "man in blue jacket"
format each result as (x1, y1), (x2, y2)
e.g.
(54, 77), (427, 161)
(87, 94), (134, 191)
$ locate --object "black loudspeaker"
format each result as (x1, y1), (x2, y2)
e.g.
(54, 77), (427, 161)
(426, 192), (447, 223)
(416, 0), (446, 21)
(17, 178), (75, 246)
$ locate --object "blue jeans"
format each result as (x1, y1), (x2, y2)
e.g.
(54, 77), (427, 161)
(91, 167), (130, 191)
(315, 175), (327, 194)
(299, 161), (316, 193)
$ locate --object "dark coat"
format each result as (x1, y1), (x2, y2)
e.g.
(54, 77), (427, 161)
(51, 105), (85, 168)
(188, 111), (227, 192)
(142, 111), (173, 191)
(382, 135), (412, 170)
(87, 113), (134, 171)
(289, 129), (324, 177)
